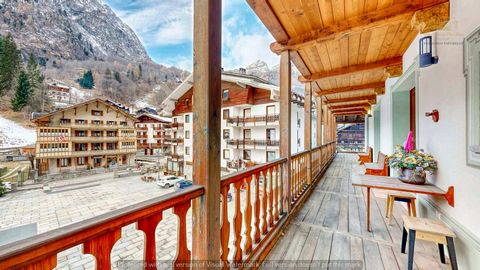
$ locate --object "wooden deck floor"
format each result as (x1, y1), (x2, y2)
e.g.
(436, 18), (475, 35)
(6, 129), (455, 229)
(264, 154), (450, 270)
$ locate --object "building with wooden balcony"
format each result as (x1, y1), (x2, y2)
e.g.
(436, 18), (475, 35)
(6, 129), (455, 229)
(135, 113), (171, 155)
(6, 1), (480, 270)
(32, 98), (137, 175)
(160, 71), (317, 177)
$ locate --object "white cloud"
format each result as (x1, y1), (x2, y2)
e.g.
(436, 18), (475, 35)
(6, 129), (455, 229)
(116, 1), (193, 47)
(108, 0), (279, 71)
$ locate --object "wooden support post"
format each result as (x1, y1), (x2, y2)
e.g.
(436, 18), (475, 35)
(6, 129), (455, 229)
(315, 97), (323, 147)
(323, 105), (328, 144)
(304, 82), (312, 184)
(192, 0), (222, 266)
(280, 50), (292, 213)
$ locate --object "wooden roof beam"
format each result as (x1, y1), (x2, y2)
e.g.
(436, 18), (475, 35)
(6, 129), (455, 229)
(325, 95), (377, 104)
(331, 104), (371, 111)
(334, 111), (366, 116)
(300, 57), (402, 82)
(269, 0), (449, 54)
(317, 82), (385, 96)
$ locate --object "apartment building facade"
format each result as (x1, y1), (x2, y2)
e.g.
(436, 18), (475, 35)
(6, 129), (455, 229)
(32, 98), (137, 175)
(160, 72), (313, 179)
(136, 114), (171, 155)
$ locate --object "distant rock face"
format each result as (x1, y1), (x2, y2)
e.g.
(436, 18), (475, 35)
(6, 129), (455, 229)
(235, 60), (303, 92)
(0, 0), (150, 62)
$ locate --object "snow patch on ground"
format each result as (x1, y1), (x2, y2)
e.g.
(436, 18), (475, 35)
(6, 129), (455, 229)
(0, 117), (36, 148)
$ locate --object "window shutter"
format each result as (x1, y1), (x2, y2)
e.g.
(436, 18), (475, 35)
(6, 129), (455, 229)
(57, 159), (60, 168)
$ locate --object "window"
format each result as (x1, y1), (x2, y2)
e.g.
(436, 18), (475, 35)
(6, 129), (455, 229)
(243, 150), (251, 160)
(93, 143), (102, 151)
(92, 131), (102, 137)
(120, 121), (128, 126)
(223, 129), (230, 139)
(243, 129), (251, 140)
(92, 110), (103, 116)
(223, 109), (230, 119)
(60, 118), (71, 125)
(185, 114), (190, 123)
(266, 105), (276, 116)
(75, 119), (86, 125)
(267, 151), (276, 162)
(223, 149), (230, 160)
(465, 27), (480, 166)
(59, 158), (70, 167)
(185, 99), (190, 107)
(185, 131), (190, 139)
(266, 128), (276, 141)
(77, 157), (85, 166)
(92, 120), (102, 125)
(222, 89), (229, 100)
(107, 121), (116, 126)
(185, 147), (191, 155)
(243, 108), (251, 118)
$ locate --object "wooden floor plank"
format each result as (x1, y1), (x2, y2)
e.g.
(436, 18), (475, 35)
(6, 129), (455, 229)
(350, 236), (365, 268)
(348, 194), (362, 235)
(282, 223), (310, 261)
(363, 239), (385, 270)
(260, 154), (447, 270)
(378, 244), (400, 270)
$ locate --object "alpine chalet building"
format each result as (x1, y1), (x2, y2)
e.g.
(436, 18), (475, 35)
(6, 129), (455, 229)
(32, 98), (137, 175)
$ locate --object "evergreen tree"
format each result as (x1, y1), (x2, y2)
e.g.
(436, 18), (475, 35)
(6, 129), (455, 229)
(114, 71), (122, 83)
(26, 53), (47, 111)
(11, 71), (31, 112)
(79, 70), (95, 89)
(0, 34), (22, 96)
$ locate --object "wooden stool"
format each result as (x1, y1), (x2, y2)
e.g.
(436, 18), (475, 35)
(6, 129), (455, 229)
(385, 191), (417, 224)
(401, 215), (458, 270)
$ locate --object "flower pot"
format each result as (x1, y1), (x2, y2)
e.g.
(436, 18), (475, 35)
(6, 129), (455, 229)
(398, 168), (426, 185)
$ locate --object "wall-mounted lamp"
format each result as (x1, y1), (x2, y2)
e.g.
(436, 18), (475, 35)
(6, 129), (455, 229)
(419, 36), (439, 68)
(425, 110), (439, 122)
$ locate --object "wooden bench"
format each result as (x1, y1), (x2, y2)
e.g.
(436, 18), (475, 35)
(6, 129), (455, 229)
(364, 152), (389, 176)
(401, 215), (458, 270)
(358, 147), (373, 165)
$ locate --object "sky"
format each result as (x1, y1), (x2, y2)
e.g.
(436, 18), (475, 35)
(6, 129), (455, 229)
(103, 0), (279, 71)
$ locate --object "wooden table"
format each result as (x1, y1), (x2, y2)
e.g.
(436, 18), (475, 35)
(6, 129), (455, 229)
(351, 173), (454, 232)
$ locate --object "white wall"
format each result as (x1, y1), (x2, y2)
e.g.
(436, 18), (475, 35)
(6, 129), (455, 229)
(370, 1), (480, 267)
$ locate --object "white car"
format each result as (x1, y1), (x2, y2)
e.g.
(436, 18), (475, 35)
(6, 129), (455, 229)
(2, 182), (12, 192)
(156, 176), (182, 189)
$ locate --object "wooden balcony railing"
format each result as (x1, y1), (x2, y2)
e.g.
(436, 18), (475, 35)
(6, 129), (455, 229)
(0, 185), (204, 269)
(1, 142), (337, 269)
(226, 139), (280, 148)
(226, 114), (280, 126)
(220, 158), (286, 266)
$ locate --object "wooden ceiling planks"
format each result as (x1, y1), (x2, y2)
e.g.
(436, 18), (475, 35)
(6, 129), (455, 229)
(247, 0), (450, 108)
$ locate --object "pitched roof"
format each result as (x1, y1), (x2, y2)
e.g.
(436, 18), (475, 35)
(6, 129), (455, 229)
(160, 72), (280, 115)
(31, 98), (137, 123)
(136, 113), (172, 123)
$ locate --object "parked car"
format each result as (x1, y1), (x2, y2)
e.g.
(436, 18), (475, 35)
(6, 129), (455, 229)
(3, 182), (12, 192)
(175, 180), (193, 190)
(156, 176), (182, 188)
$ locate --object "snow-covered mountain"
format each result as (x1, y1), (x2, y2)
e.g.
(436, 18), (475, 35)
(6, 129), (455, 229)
(231, 60), (303, 92)
(0, 0), (149, 62)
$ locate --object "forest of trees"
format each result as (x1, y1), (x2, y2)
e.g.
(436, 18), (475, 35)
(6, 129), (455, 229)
(0, 34), (47, 112)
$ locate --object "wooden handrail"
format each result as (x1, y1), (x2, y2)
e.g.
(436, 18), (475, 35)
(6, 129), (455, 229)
(0, 185), (204, 269)
(221, 157), (286, 186)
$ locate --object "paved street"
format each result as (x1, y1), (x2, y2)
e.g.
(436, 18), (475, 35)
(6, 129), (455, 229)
(0, 174), (188, 270)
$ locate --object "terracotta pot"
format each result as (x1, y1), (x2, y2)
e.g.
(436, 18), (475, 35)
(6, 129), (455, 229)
(398, 168), (426, 185)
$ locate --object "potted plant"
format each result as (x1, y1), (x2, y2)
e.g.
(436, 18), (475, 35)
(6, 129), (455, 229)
(389, 145), (438, 185)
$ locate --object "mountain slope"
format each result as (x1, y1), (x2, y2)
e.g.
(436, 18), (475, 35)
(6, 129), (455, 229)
(0, 0), (149, 62)
(0, 0), (188, 108)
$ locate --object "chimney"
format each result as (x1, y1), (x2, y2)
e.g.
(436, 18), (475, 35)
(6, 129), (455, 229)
(239, 68), (246, 74)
